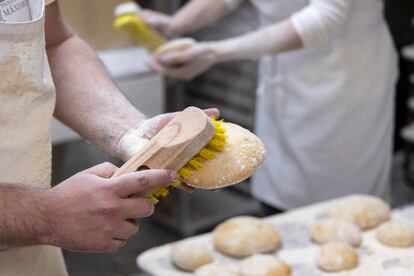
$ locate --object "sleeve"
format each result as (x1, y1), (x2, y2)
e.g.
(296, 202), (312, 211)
(290, 0), (355, 48)
(45, 0), (56, 5)
(223, 0), (244, 11)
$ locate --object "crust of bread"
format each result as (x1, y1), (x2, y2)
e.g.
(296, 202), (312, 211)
(327, 195), (390, 230)
(310, 218), (362, 246)
(187, 123), (266, 189)
(213, 216), (280, 258)
(195, 263), (239, 276)
(317, 242), (359, 272)
(155, 38), (196, 54)
(376, 219), (414, 247)
(240, 254), (292, 276)
(171, 240), (214, 271)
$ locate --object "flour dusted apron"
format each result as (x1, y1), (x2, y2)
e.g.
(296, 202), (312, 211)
(0, 0), (67, 274)
(250, 0), (398, 209)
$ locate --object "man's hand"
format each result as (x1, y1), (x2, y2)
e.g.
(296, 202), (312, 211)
(43, 163), (177, 252)
(116, 108), (219, 193)
(117, 108), (220, 160)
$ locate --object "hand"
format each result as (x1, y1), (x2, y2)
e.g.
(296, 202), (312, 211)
(141, 9), (176, 38)
(147, 42), (219, 80)
(118, 108), (220, 160)
(117, 108), (219, 193)
(43, 162), (177, 252)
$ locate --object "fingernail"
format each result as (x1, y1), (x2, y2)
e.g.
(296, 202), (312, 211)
(170, 172), (179, 182)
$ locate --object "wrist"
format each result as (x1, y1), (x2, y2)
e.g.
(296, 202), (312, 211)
(34, 189), (58, 246)
(205, 41), (228, 64)
(169, 15), (189, 37)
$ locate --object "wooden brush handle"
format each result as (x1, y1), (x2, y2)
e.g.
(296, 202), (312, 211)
(111, 107), (216, 198)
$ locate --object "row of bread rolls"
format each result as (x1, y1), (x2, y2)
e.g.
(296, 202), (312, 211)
(311, 195), (414, 272)
(194, 255), (291, 276)
(171, 244), (291, 276)
(171, 216), (289, 275)
(170, 195), (414, 275)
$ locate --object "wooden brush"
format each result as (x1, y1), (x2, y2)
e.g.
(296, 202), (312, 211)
(111, 106), (227, 203)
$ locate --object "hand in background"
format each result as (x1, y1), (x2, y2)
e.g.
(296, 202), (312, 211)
(147, 42), (219, 81)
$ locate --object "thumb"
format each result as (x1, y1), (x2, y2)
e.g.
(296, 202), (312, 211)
(82, 162), (119, 178)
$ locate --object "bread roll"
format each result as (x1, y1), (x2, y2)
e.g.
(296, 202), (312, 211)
(187, 122), (266, 189)
(195, 263), (239, 276)
(317, 242), (359, 272)
(213, 216), (280, 258)
(155, 38), (196, 54)
(240, 254), (292, 276)
(327, 195), (390, 230)
(310, 218), (362, 246)
(170, 240), (214, 272)
(376, 219), (414, 247)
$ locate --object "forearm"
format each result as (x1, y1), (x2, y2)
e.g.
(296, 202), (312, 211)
(0, 186), (51, 249)
(47, 35), (145, 158)
(170, 0), (235, 36)
(213, 19), (303, 62)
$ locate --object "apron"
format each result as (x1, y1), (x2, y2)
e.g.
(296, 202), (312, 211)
(250, 0), (398, 209)
(0, 0), (68, 275)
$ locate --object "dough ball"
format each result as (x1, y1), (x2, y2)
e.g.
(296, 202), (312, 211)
(240, 254), (292, 276)
(195, 263), (239, 276)
(213, 216), (281, 258)
(327, 195), (390, 230)
(187, 122), (266, 189)
(317, 242), (359, 272)
(310, 218), (362, 246)
(376, 219), (414, 247)
(155, 38), (196, 54)
(170, 240), (214, 271)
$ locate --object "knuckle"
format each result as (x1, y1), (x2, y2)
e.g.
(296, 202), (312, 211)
(100, 201), (121, 216)
(135, 175), (150, 187)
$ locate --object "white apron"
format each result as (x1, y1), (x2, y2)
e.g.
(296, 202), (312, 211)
(0, 0), (67, 275)
(250, 0), (398, 209)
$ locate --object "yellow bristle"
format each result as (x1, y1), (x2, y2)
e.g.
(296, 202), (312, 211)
(150, 117), (227, 204)
(188, 158), (204, 170)
(154, 186), (170, 198)
(171, 179), (181, 187)
(199, 148), (217, 160)
(151, 196), (159, 204)
(178, 166), (194, 179)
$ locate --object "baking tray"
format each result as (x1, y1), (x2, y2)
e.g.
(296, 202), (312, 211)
(137, 195), (414, 276)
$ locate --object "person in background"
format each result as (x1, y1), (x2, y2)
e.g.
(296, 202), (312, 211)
(143, 0), (398, 215)
(0, 0), (216, 275)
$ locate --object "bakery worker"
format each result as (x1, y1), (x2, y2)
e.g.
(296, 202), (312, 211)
(144, 0), (398, 213)
(0, 0), (218, 275)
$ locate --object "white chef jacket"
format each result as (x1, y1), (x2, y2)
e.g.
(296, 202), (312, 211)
(226, 0), (398, 209)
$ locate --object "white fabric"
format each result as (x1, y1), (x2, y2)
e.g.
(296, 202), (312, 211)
(223, 0), (243, 11)
(291, 0), (354, 48)
(0, 0), (32, 22)
(0, 0), (67, 275)
(45, 0), (55, 5)
(250, 0), (397, 209)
